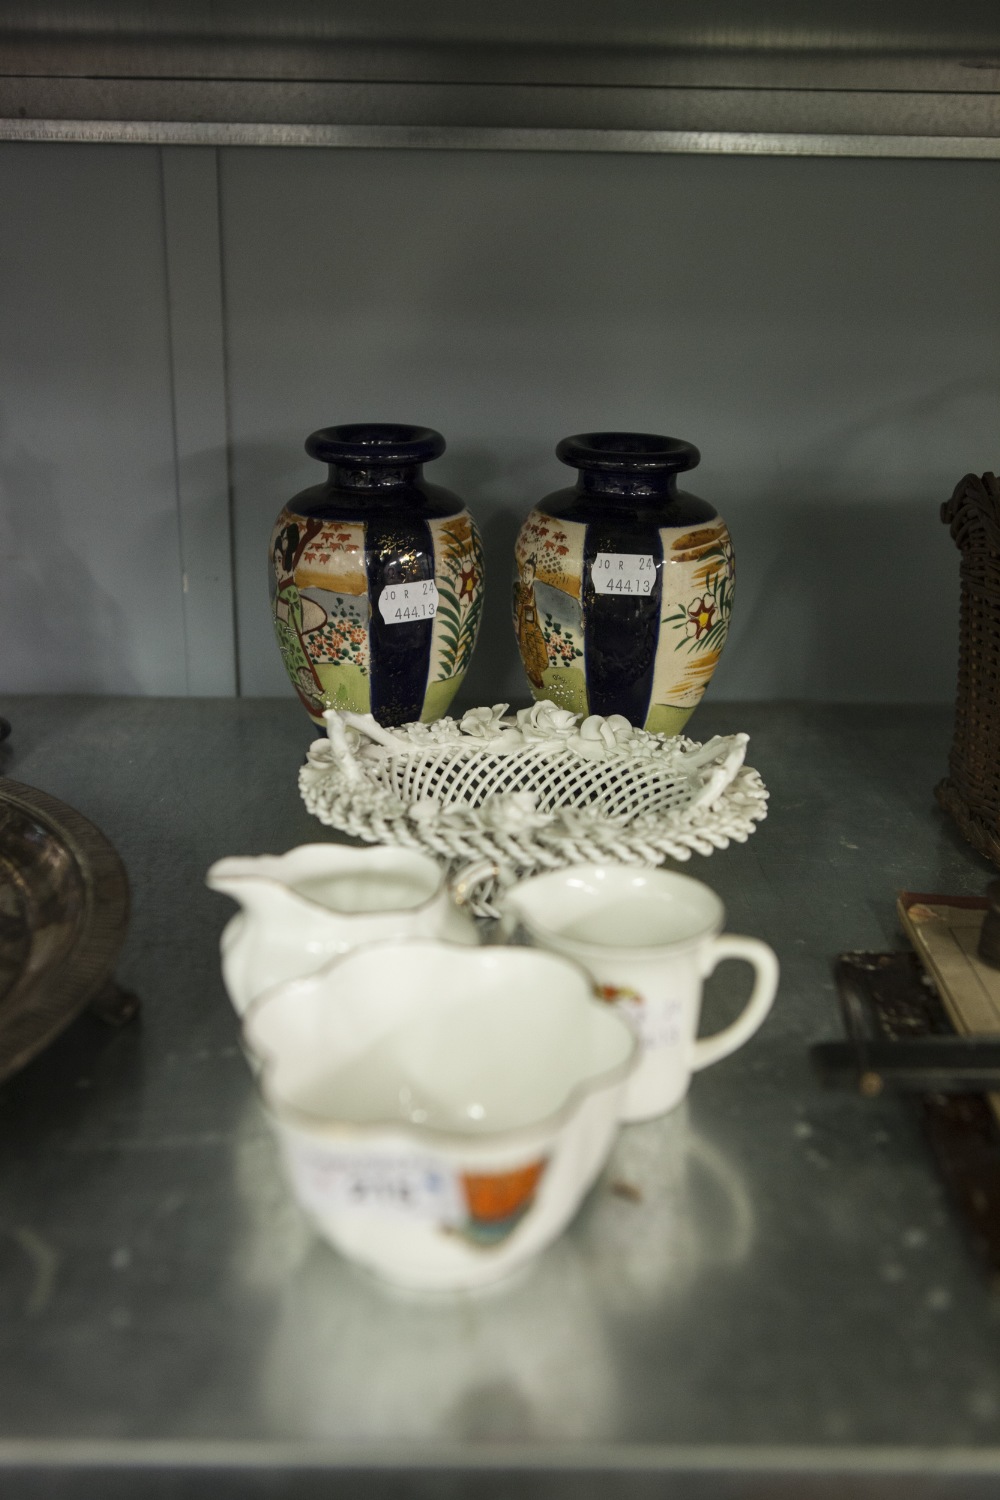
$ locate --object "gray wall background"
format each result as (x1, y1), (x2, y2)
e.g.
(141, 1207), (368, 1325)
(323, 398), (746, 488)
(2, 142), (998, 707)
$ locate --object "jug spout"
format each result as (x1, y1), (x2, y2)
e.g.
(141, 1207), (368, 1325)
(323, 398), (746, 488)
(207, 843), (479, 1020)
(205, 856), (293, 915)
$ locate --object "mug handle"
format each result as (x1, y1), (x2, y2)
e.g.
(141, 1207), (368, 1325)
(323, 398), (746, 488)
(691, 936), (779, 1072)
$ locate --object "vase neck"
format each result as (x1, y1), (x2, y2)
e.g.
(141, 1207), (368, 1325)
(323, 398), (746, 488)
(327, 462), (424, 491)
(306, 424), (445, 486)
(575, 469), (680, 500)
(555, 431), (699, 503)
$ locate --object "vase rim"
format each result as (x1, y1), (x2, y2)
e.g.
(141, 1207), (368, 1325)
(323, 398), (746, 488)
(556, 431), (700, 474)
(306, 424), (446, 467)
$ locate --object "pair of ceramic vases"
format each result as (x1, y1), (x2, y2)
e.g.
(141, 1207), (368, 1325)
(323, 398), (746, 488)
(270, 424), (735, 736)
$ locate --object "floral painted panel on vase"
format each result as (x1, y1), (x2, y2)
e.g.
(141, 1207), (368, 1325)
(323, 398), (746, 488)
(513, 512), (588, 715)
(655, 521), (735, 734)
(270, 425), (484, 728)
(513, 432), (733, 735)
(272, 517), (371, 716)
(425, 511), (486, 723)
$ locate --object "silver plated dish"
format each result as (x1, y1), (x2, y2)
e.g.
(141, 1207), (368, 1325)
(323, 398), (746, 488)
(0, 778), (131, 1082)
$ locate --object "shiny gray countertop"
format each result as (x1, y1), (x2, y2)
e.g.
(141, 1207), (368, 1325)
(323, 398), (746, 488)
(2, 697), (1000, 1498)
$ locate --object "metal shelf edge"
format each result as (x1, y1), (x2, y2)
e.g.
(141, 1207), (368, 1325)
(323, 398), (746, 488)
(3, 119), (1000, 157)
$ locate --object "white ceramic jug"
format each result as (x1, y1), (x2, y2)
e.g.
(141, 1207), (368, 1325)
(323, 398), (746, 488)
(206, 844), (477, 1017)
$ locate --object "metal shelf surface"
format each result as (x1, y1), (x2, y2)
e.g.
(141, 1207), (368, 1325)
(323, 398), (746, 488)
(1, 696), (999, 1498)
(1, 2), (999, 155)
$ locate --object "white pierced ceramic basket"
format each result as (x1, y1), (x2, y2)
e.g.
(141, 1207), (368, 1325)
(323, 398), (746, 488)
(299, 702), (768, 918)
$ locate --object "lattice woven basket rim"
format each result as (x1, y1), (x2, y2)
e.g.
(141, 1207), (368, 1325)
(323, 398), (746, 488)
(298, 701), (769, 918)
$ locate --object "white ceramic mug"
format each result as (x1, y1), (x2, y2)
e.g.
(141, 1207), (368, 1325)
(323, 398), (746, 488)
(497, 864), (778, 1122)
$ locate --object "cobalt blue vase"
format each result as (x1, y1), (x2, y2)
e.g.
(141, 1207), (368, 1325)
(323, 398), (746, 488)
(513, 431), (735, 735)
(271, 424), (485, 727)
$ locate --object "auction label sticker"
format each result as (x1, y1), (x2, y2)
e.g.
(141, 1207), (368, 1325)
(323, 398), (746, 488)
(615, 993), (683, 1050)
(378, 580), (439, 623)
(590, 553), (656, 596)
(286, 1143), (465, 1224)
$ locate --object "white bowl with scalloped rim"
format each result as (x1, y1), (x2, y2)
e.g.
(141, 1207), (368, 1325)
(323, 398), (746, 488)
(243, 940), (637, 1291)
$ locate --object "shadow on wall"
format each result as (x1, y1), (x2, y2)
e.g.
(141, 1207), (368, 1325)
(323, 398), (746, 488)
(438, 444), (530, 713)
(453, 493), (965, 714)
(711, 494), (961, 704)
(0, 408), (141, 694)
(445, 391), (977, 709)
(712, 373), (991, 704)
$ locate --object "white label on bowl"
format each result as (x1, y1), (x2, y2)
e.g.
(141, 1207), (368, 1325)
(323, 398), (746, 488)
(378, 580), (439, 624)
(287, 1143), (465, 1224)
(591, 553), (656, 596)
